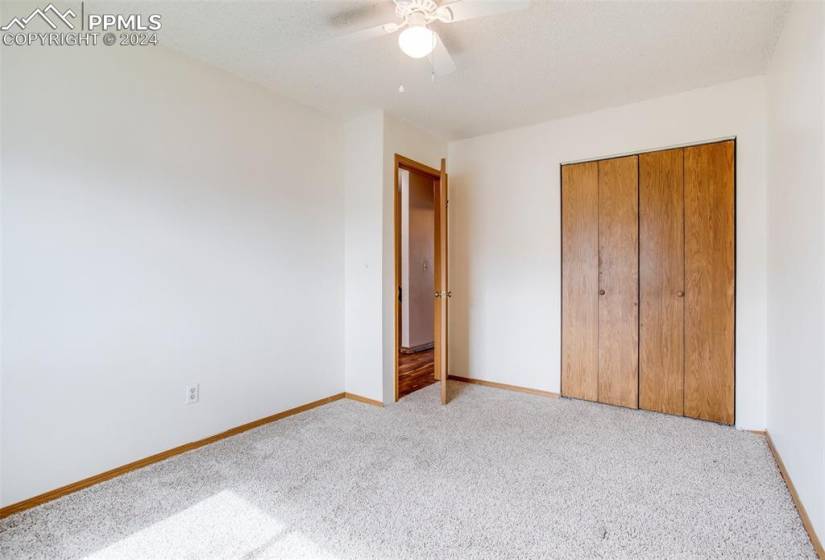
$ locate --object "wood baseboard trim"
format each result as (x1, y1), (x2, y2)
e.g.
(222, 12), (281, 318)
(766, 431), (824, 559)
(344, 392), (384, 407)
(448, 375), (560, 399)
(399, 342), (434, 354)
(0, 392), (346, 519)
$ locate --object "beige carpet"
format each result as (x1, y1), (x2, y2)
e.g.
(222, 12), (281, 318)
(0, 382), (815, 559)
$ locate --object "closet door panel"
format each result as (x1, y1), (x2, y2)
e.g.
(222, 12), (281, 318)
(597, 156), (639, 409)
(639, 149), (685, 416)
(684, 141), (735, 425)
(561, 162), (599, 401)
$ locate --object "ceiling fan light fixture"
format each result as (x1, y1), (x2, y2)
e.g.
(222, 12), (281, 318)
(397, 24), (436, 59)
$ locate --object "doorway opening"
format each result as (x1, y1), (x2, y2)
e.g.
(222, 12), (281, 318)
(394, 154), (447, 402)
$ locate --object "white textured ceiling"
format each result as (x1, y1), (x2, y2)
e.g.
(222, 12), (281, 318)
(116, 1), (789, 139)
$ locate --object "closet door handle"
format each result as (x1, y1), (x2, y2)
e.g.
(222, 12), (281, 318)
(676, 291), (685, 297)
(599, 289), (606, 296)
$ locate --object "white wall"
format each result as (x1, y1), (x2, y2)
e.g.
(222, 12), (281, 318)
(448, 76), (768, 430)
(766, 1), (825, 542)
(343, 111), (384, 401)
(1, 46), (345, 506)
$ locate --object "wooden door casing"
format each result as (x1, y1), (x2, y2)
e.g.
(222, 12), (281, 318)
(395, 154), (443, 403)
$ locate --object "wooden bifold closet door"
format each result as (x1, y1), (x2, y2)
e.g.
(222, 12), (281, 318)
(597, 156), (639, 409)
(561, 156), (639, 409)
(683, 142), (735, 424)
(561, 162), (599, 401)
(561, 140), (734, 425)
(639, 149), (685, 416)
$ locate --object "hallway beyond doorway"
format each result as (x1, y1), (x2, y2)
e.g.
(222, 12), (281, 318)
(397, 349), (436, 399)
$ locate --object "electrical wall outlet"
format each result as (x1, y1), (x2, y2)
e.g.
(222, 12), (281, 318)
(185, 384), (199, 405)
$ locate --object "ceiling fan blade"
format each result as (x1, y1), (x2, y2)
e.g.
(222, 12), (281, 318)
(328, 2), (398, 29)
(438, 0), (530, 23)
(325, 22), (399, 48)
(431, 34), (456, 76)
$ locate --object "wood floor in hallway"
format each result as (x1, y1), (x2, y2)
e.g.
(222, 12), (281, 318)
(398, 349), (436, 399)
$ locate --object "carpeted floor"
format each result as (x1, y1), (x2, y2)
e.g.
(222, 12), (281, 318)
(0, 382), (815, 559)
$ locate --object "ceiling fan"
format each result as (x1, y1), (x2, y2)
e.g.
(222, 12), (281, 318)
(330, 0), (530, 76)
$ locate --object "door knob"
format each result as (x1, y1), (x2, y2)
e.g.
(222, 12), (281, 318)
(677, 291), (685, 297)
(434, 291), (441, 298)
(599, 289), (605, 296)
